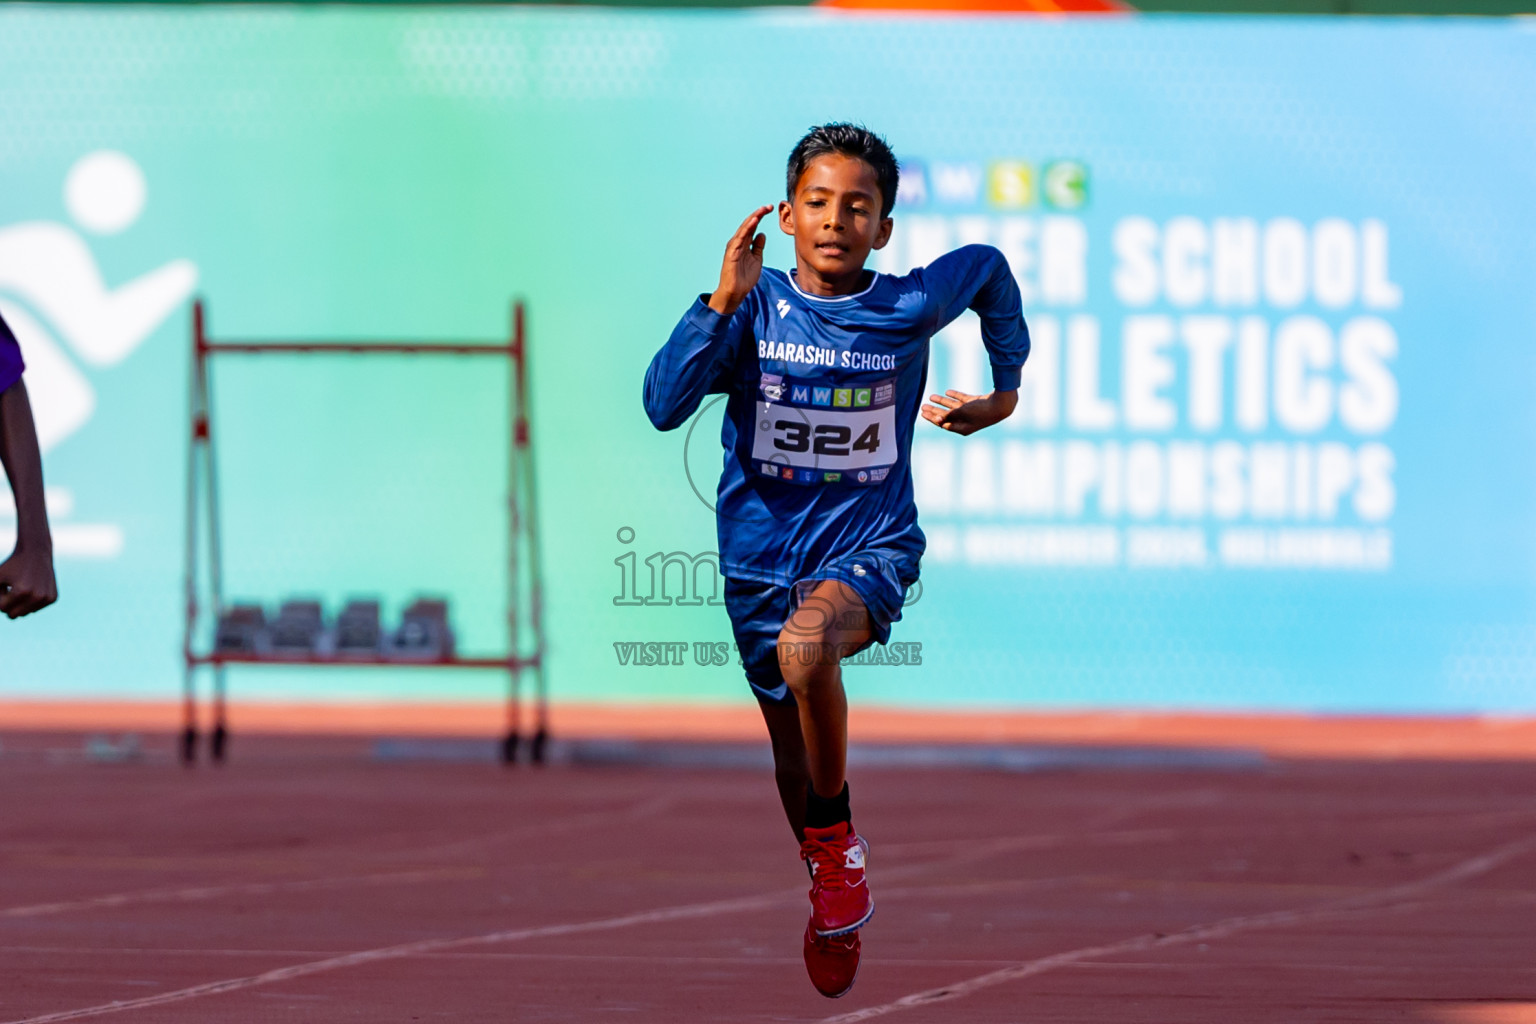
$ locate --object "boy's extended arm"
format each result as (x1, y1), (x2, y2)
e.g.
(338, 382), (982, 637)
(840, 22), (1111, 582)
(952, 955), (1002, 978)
(0, 378), (58, 618)
(643, 300), (750, 431)
(918, 244), (1031, 436)
(924, 243), (1031, 389)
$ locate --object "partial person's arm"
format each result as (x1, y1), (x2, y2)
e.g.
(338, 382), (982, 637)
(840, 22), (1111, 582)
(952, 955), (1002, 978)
(916, 244), (1031, 436)
(643, 206), (770, 431)
(0, 314), (57, 618)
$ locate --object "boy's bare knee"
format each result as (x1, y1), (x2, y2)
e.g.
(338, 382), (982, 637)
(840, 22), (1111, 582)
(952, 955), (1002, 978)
(782, 665), (814, 702)
(778, 632), (835, 666)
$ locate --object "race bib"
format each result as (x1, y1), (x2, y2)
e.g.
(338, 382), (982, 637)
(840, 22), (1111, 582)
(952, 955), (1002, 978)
(751, 374), (898, 486)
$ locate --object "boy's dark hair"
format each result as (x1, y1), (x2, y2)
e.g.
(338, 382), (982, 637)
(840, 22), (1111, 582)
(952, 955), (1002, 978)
(786, 123), (900, 219)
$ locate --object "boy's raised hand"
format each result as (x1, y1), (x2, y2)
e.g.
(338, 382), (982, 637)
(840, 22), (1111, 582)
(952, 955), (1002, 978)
(921, 389), (1019, 436)
(708, 205), (774, 316)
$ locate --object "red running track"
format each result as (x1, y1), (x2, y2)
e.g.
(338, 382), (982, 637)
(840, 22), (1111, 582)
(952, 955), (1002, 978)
(2, 731), (1535, 1023)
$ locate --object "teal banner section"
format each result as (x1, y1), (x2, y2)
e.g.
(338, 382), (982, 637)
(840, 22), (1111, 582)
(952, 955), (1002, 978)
(2, 10), (1534, 711)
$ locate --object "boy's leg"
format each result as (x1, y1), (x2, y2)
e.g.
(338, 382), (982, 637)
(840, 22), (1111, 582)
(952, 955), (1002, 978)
(723, 575), (814, 839)
(757, 696), (811, 841)
(781, 578), (876, 945)
(777, 579), (871, 801)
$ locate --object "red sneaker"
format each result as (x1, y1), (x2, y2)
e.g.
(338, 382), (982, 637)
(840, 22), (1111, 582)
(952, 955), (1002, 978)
(800, 822), (873, 936)
(803, 917), (861, 998)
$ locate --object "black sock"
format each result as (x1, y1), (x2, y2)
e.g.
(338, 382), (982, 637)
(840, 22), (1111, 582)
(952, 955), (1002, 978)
(805, 782), (851, 830)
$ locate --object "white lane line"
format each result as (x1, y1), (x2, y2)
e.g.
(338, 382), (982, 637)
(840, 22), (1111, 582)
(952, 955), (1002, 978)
(0, 889), (804, 1024)
(0, 869), (475, 919)
(819, 833), (1536, 1023)
(873, 804), (1536, 861)
(1, 856), (1075, 1021)
(0, 794), (676, 921)
(374, 794), (680, 863)
(0, 946), (1031, 968)
(875, 789), (1225, 859)
(0, 947), (336, 958)
(16, 813), (1526, 1023)
(876, 828), (1182, 886)
(0, 795), (678, 885)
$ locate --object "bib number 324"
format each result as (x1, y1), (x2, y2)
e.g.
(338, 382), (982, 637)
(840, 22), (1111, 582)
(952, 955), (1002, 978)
(770, 419), (881, 457)
(750, 375), (898, 486)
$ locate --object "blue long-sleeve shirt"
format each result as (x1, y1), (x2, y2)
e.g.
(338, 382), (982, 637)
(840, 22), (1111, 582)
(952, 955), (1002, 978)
(644, 244), (1030, 586)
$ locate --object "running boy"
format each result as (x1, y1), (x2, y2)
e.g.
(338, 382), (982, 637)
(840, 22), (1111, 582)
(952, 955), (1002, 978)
(642, 124), (1028, 998)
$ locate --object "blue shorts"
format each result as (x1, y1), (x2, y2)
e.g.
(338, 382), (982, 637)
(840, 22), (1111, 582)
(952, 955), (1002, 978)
(723, 548), (919, 705)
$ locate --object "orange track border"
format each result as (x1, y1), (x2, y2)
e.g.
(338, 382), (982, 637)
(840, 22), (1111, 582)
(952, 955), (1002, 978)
(4, 700), (1536, 760)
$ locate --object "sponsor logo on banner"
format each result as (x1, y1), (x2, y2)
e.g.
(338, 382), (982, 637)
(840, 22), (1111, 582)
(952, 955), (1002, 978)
(833, 389), (852, 407)
(812, 387), (832, 406)
(932, 163), (982, 205)
(791, 385), (808, 403)
(988, 161), (1034, 209)
(1043, 160), (1089, 211)
(896, 160), (926, 208)
(892, 156), (1090, 211)
(854, 388), (871, 407)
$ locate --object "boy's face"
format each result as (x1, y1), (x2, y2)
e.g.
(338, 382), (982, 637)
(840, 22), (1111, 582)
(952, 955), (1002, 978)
(779, 153), (893, 282)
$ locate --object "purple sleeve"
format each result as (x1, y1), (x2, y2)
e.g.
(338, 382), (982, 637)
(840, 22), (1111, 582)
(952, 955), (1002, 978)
(0, 311), (23, 393)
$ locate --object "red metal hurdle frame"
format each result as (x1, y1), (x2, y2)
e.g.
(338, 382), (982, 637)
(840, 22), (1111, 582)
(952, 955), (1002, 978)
(182, 300), (546, 766)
